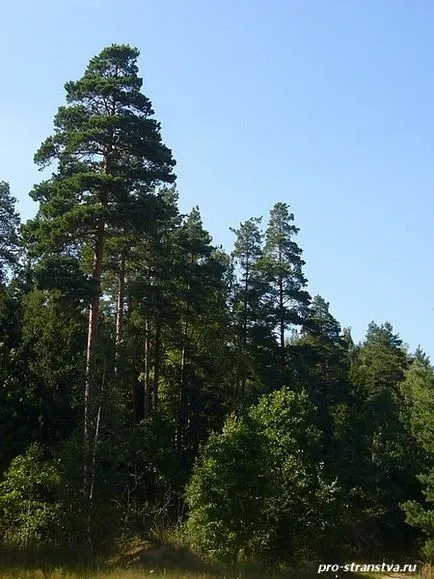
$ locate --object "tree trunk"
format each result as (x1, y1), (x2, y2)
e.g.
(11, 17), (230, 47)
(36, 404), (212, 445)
(144, 319), (152, 418)
(279, 275), (285, 365)
(87, 349), (106, 547)
(178, 263), (192, 451)
(153, 319), (161, 408)
(84, 219), (105, 495)
(132, 366), (144, 422)
(115, 251), (126, 369)
(177, 319), (188, 452)
(128, 295), (144, 422)
(241, 262), (249, 406)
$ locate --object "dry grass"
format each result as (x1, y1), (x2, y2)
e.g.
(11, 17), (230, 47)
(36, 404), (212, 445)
(2, 566), (434, 579)
(0, 561), (328, 579)
(0, 569), (317, 579)
(0, 571), (317, 579)
(0, 543), (430, 579)
(0, 571), (216, 579)
(0, 540), (319, 579)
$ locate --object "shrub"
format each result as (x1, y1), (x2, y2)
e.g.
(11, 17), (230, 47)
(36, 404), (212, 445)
(185, 388), (341, 563)
(0, 444), (61, 546)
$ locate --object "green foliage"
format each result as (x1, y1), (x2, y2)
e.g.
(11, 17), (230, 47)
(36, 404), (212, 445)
(260, 202), (310, 343)
(0, 444), (61, 546)
(20, 43), (178, 546)
(291, 295), (352, 433)
(26, 43), (176, 257)
(341, 322), (416, 554)
(400, 360), (434, 558)
(230, 217), (278, 403)
(0, 181), (21, 284)
(250, 388), (341, 561)
(185, 414), (272, 561)
(185, 389), (340, 563)
(0, 42), (431, 567)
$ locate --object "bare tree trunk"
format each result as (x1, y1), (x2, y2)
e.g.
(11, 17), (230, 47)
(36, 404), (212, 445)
(279, 276), (285, 367)
(84, 219), (105, 496)
(153, 319), (161, 408)
(128, 295), (144, 422)
(114, 251), (126, 370)
(177, 318), (188, 452)
(87, 349), (106, 548)
(132, 366), (144, 422)
(241, 264), (249, 407)
(144, 319), (152, 418)
(178, 266), (192, 451)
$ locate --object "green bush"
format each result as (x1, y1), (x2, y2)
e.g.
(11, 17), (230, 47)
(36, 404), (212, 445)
(185, 388), (341, 563)
(185, 414), (272, 561)
(251, 388), (341, 560)
(0, 444), (62, 546)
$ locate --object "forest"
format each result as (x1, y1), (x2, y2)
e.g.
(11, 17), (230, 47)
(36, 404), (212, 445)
(1, 43), (434, 576)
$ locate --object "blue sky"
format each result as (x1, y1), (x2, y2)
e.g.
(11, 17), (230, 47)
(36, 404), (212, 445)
(1, 0), (433, 356)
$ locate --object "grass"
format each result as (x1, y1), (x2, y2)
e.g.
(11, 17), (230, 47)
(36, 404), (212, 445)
(0, 571), (212, 579)
(0, 571), (431, 579)
(0, 544), (319, 579)
(0, 563), (394, 579)
(0, 571), (346, 579)
(0, 544), (429, 579)
(0, 566), (335, 579)
(0, 565), (431, 579)
(0, 572), (207, 578)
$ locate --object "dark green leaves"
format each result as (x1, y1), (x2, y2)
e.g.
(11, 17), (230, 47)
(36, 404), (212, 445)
(0, 181), (21, 284)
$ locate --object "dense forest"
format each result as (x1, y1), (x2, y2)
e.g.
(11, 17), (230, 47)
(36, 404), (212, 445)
(1, 44), (434, 569)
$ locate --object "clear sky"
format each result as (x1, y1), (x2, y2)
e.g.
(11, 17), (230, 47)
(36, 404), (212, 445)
(1, 0), (433, 356)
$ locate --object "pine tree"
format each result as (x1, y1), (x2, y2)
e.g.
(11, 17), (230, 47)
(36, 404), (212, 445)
(261, 202), (310, 367)
(0, 181), (21, 285)
(346, 322), (412, 553)
(230, 217), (272, 405)
(292, 296), (352, 442)
(174, 208), (230, 454)
(400, 359), (434, 557)
(24, 44), (176, 529)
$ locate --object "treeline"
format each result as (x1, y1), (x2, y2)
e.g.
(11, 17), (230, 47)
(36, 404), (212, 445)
(1, 44), (434, 566)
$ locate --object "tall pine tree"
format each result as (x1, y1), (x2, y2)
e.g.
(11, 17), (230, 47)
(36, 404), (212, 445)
(261, 202), (310, 368)
(24, 44), (176, 525)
